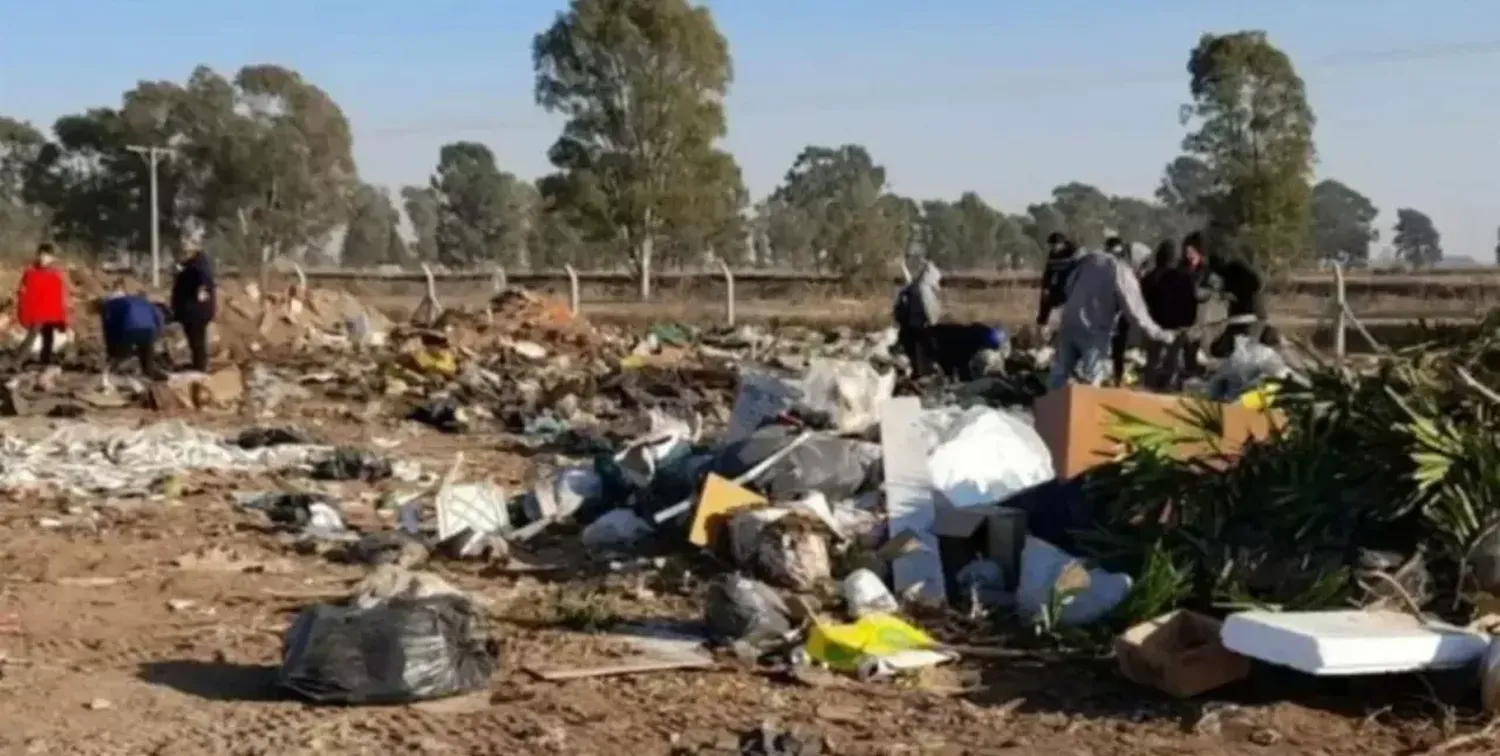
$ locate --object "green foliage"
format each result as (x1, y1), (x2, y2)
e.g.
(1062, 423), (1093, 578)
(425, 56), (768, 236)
(0, 116), (50, 257)
(425, 141), (536, 268)
(341, 183), (406, 267)
(1311, 179), (1379, 264)
(1079, 323), (1500, 625)
(532, 0), (746, 297)
(1181, 31), (1316, 272)
(1393, 207), (1443, 268)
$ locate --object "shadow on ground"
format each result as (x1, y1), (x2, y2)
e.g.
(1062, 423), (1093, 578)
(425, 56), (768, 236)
(137, 660), (283, 702)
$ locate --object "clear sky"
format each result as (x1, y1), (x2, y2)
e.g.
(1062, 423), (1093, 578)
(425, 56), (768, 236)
(2, 0), (1496, 260)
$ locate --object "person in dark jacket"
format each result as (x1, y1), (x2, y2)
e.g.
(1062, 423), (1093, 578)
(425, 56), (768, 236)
(1103, 236), (1134, 385)
(170, 244), (216, 371)
(927, 322), (1009, 381)
(1140, 239), (1204, 389)
(99, 284), (168, 380)
(1035, 232), (1080, 330)
(1202, 239), (1280, 358)
(892, 255), (943, 379)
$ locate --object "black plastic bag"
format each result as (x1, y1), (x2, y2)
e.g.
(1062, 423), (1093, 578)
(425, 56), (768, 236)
(703, 573), (792, 648)
(711, 425), (880, 501)
(312, 447), (393, 482)
(277, 595), (496, 705)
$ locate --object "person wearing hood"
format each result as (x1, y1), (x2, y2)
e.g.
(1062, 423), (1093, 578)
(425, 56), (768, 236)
(1195, 233), (1279, 358)
(1049, 246), (1174, 390)
(1036, 232), (1080, 329)
(1140, 239), (1205, 389)
(892, 255), (944, 378)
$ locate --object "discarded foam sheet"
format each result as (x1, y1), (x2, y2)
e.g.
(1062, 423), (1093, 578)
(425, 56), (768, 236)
(1221, 610), (1491, 676)
(797, 359), (896, 436)
(927, 407), (1054, 509)
(436, 482), (510, 543)
(881, 396), (946, 606)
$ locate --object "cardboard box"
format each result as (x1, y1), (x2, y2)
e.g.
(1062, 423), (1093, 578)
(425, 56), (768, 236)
(932, 494), (1027, 592)
(1115, 610), (1250, 698)
(1032, 384), (1279, 479)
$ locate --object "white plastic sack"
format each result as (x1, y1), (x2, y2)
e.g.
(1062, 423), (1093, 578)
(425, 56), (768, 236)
(1206, 336), (1290, 401)
(798, 359), (896, 436)
(927, 407), (1053, 509)
(1016, 537), (1131, 627)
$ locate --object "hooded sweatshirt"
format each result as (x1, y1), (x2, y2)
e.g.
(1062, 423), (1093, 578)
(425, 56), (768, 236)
(1140, 243), (1202, 330)
(1059, 250), (1170, 344)
(1036, 242), (1080, 325)
(897, 260), (943, 327)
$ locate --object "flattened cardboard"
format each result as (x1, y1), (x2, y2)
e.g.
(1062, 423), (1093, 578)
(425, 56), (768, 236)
(1033, 383), (1280, 479)
(689, 473), (767, 548)
(1115, 610), (1250, 698)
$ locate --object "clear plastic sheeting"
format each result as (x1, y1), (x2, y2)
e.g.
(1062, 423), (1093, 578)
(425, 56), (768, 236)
(0, 421), (329, 496)
(926, 407), (1054, 509)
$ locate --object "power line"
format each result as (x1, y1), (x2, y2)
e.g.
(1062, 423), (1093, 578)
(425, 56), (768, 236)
(359, 38), (1500, 139)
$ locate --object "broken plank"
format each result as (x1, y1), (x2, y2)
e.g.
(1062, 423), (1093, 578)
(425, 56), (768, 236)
(525, 656), (714, 681)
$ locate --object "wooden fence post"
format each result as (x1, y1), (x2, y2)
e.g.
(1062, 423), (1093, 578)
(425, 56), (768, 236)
(1332, 262), (1347, 363)
(564, 265), (580, 316)
(718, 261), (736, 327)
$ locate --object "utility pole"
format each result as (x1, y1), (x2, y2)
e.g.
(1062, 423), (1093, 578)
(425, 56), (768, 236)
(125, 145), (176, 288)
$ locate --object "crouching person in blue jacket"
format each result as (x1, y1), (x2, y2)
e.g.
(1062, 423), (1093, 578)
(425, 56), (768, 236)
(99, 283), (168, 381)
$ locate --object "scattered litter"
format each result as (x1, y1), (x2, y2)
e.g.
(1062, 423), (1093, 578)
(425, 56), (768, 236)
(803, 613), (954, 680)
(580, 509), (653, 549)
(1115, 610), (1250, 698)
(1221, 610), (1491, 676)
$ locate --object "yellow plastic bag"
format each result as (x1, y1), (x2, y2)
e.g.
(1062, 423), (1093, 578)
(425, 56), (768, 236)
(804, 613), (939, 673)
(408, 348), (458, 376)
(1240, 382), (1279, 411)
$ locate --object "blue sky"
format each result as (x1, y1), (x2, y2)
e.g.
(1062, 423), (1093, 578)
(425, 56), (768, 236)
(2, 0), (1496, 260)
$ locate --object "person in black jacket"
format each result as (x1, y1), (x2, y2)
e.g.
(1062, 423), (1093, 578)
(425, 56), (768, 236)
(927, 322), (1009, 381)
(1204, 243), (1280, 358)
(1035, 231), (1079, 330)
(1140, 239), (1204, 389)
(170, 244), (216, 372)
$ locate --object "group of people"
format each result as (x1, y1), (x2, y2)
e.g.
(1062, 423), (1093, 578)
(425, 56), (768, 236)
(14, 242), (218, 379)
(894, 229), (1273, 391)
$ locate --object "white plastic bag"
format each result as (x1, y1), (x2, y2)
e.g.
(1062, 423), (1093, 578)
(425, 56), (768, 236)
(797, 359), (896, 436)
(927, 407), (1053, 509)
(1206, 336), (1289, 401)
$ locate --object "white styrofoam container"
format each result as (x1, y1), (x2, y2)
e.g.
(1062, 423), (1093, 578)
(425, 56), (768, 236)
(1221, 610), (1490, 676)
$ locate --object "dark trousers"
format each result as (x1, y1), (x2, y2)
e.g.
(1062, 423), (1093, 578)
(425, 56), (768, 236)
(24, 324), (60, 366)
(107, 330), (163, 379)
(180, 317), (210, 371)
(1110, 320), (1129, 385)
(898, 325), (938, 379)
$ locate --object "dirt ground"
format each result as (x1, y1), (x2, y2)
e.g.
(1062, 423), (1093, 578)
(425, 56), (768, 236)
(0, 405), (1489, 756)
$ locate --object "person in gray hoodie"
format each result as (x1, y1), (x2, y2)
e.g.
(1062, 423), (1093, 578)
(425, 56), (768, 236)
(1049, 248), (1175, 390)
(892, 256), (943, 378)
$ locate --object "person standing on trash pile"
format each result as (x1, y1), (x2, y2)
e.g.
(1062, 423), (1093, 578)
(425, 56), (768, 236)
(1194, 232), (1280, 358)
(15, 242), (69, 367)
(170, 242), (217, 372)
(1035, 231), (1081, 334)
(892, 254), (943, 379)
(99, 281), (168, 381)
(1103, 236), (1137, 386)
(1140, 239), (1205, 390)
(1049, 246), (1175, 390)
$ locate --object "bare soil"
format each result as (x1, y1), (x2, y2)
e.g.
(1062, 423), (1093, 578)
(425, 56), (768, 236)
(0, 408), (1488, 756)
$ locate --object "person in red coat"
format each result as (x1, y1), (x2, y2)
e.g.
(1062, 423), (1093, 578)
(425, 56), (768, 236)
(16, 242), (69, 366)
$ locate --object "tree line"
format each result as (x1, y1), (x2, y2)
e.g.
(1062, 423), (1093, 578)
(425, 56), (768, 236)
(0, 0), (1457, 296)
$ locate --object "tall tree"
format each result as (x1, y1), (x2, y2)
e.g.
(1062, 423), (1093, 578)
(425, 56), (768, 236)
(401, 186), (440, 262)
(428, 141), (532, 268)
(1155, 155), (1213, 216)
(0, 116), (49, 255)
(341, 183), (406, 266)
(533, 0), (744, 299)
(772, 144), (909, 277)
(1310, 179), (1379, 265)
(751, 197), (818, 268)
(1393, 208), (1442, 268)
(1181, 31), (1316, 271)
